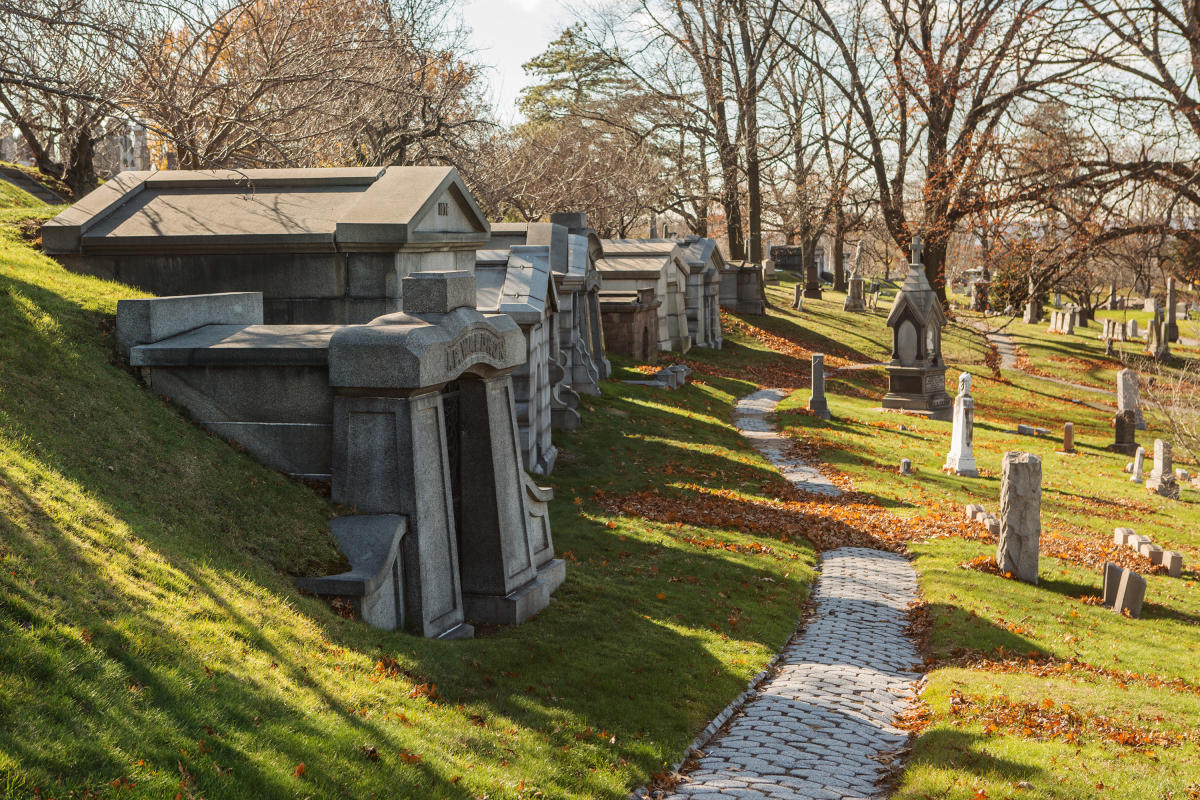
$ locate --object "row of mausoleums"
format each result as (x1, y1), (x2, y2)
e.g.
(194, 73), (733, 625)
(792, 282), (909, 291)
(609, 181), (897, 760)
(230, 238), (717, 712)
(43, 166), (762, 639)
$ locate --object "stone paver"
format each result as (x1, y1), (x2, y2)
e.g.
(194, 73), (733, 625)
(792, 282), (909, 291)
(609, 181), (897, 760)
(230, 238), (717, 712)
(665, 390), (920, 800)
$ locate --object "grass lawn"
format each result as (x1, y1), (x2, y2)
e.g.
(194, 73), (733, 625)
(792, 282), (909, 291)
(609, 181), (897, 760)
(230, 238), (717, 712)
(0, 205), (820, 799)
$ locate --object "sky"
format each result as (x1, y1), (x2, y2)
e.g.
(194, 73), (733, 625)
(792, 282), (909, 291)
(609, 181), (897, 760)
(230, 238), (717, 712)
(461, 0), (572, 123)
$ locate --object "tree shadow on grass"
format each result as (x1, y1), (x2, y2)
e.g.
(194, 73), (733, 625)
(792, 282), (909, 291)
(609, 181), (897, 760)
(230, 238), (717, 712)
(903, 728), (1044, 788)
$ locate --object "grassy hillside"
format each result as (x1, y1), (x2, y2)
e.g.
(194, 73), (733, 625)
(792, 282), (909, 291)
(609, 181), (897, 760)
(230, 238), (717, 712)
(0, 207), (818, 799)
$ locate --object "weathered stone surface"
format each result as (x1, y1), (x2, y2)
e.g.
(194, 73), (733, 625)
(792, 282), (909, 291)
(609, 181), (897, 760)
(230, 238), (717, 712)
(1117, 369), (1147, 430)
(808, 354), (831, 420)
(403, 270), (477, 315)
(1130, 446), (1146, 483)
(1114, 569), (1147, 618)
(1113, 527), (1135, 546)
(899, 458), (913, 475)
(965, 503), (984, 520)
(1146, 439), (1180, 499)
(296, 515), (407, 630)
(45, 166), (490, 325)
(943, 372), (978, 476)
(997, 452), (1041, 585)
(116, 292), (263, 357)
(1109, 410), (1139, 456)
(1164, 550), (1184, 578)
(882, 236), (951, 420)
(1063, 422), (1075, 453)
(1102, 561), (1123, 607)
(1139, 542), (1165, 564)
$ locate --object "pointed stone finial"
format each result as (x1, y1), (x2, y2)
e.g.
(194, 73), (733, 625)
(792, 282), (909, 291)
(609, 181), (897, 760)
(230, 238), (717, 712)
(910, 235), (923, 266)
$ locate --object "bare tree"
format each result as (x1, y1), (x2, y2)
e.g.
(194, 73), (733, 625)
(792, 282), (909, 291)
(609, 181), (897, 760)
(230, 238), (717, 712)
(794, 0), (1104, 303)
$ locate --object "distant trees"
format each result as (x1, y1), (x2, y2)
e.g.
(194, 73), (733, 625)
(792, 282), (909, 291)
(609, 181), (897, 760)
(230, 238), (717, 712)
(0, 0), (489, 189)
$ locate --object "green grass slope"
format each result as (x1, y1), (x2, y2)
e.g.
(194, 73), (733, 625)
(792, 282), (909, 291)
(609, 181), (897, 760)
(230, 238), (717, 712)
(0, 209), (817, 799)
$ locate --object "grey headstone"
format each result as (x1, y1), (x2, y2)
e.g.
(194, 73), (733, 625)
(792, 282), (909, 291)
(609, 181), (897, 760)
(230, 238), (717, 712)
(1113, 527), (1134, 546)
(1117, 369), (1146, 430)
(1163, 550), (1183, 578)
(1113, 569), (1146, 618)
(997, 451), (1041, 584)
(808, 353), (830, 420)
(1145, 439), (1180, 499)
(1130, 446), (1145, 483)
(899, 458), (912, 475)
(1102, 561), (1123, 607)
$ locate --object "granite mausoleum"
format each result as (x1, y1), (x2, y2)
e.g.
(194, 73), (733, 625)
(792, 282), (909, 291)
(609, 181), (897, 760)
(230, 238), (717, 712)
(116, 275), (565, 638)
(44, 167), (488, 324)
(596, 239), (693, 356)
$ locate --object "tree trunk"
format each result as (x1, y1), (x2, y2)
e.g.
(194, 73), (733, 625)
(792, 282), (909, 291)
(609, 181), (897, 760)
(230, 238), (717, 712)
(832, 211), (847, 292)
(924, 235), (949, 306)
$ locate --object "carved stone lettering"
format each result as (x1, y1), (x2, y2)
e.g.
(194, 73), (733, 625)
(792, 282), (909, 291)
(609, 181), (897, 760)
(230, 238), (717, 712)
(446, 328), (506, 373)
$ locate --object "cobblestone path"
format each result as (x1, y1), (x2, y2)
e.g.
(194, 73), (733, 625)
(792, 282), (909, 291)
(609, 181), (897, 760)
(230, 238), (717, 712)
(732, 389), (840, 497)
(663, 391), (921, 800)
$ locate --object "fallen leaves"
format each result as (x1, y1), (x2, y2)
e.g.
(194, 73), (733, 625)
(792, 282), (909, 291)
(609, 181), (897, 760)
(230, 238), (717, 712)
(948, 690), (1197, 751)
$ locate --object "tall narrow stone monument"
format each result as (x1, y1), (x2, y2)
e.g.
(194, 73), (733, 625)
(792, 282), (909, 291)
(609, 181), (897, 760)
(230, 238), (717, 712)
(843, 243), (866, 312)
(1117, 368), (1147, 430)
(997, 452), (1041, 585)
(1023, 275), (1040, 324)
(808, 353), (831, 420)
(881, 235), (952, 420)
(943, 372), (978, 476)
(1146, 439), (1180, 499)
(1167, 277), (1179, 342)
(804, 254), (823, 299)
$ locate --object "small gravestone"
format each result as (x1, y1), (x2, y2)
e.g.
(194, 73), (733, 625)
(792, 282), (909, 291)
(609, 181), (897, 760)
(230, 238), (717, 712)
(997, 452), (1041, 584)
(899, 458), (913, 475)
(1130, 445), (1145, 483)
(1139, 541), (1165, 564)
(1164, 551), (1184, 578)
(1117, 369), (1146, 430)
(1113, 527), (1134, 546)
(1105, 335), (1115, 356)
(803, 254), (823, 299)
(965, 503), (985, 520)
(791, 284), (803, 311)
(1063, 422), (1074, 453)
(943, 372), (978, 476)
(1127, 319), (1139, 339)
(808, 353), (831, 420)
(1114, 569), (1147, 618)
(1177, 468), (1190, 483)
(1145, 439), (1180, 499)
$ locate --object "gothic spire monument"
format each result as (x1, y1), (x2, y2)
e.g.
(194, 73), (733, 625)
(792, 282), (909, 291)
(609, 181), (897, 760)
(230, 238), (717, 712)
(881, 235), (952, 420)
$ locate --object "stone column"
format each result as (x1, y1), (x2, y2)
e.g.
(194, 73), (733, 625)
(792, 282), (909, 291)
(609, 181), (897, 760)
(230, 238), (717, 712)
(943, 372), (978, 476)
(791, 284), (804, 311)
(1166, 277), (1179, 342)
(1063, 422), (1074, 453)
(1117, 369), (1146, 430)
(997, 452), (1041, 585)
(808, 353), (831, 420)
